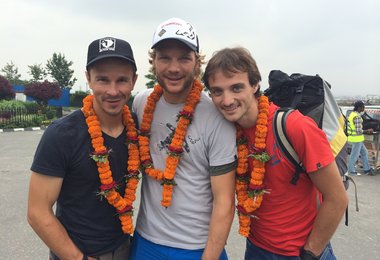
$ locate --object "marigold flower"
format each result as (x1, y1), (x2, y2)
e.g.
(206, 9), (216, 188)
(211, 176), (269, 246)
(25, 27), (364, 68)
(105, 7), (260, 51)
(252, 160), (265, 168)
(106, 190), (118, 201)
(82, 95), (140, 235)
(98, 164), (110, 173)
(99, 171), (112, 180)
(257, 117), (267, 125)
(138, 80), (203, 208)
(235, 96), (269, 238)
(237, 193), (249, 205)
(236, 182), (248, 192)
(118, 215), (129, 224)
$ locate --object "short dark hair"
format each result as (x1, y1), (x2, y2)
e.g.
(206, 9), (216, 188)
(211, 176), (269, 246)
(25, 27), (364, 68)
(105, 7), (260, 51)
(203, 47), (262, 97)
(354, 100), (364, 111)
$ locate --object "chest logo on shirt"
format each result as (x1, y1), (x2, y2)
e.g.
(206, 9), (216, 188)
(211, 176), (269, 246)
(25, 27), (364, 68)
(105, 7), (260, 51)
(269, 143), (282, 166)
(158, 122), (192, 153)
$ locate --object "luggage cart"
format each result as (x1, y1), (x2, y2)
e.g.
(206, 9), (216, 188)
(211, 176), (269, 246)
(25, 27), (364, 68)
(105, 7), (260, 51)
(364, 132), (380, 171)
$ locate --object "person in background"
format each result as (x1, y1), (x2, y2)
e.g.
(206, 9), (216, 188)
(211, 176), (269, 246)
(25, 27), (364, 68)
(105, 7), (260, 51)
(203, 47), (348, 260)
(131, 17), (236, 260)
(27, 37), (139, 260)
(347, 100), (374, 175)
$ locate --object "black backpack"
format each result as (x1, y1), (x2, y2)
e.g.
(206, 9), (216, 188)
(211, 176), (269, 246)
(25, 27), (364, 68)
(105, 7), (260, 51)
(264, 70), (358, 225)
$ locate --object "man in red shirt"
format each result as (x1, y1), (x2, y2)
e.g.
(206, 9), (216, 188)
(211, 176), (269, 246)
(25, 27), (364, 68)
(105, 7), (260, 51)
(203, 47), (348, 260)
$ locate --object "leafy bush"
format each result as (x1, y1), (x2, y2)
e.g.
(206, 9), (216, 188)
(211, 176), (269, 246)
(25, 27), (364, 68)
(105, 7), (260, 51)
(0, 111), (12, 119)
(24, 80), (61, 106)
(0, 75), (15, 100)
(70, 90), (89, 107)
(0, 100), (26, 110)
(45, 107), (56, 119)
(0, 114), (45, 129)
(0, 100), (56, 129)
(23, 101), (40, 113)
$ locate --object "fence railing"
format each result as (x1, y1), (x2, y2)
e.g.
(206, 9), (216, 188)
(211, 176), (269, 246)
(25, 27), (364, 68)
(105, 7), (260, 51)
(0, 107), (47, 129)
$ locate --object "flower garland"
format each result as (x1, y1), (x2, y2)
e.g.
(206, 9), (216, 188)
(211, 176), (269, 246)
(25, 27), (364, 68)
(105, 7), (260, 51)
(82, 95), (140, 234)
(138, 80), (204, 208)
(235, 95), (270, 237)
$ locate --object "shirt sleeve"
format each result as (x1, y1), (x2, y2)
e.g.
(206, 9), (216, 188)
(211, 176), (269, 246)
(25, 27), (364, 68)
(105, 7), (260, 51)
(210, 160), (237, 176)
(353, 115), (363, 134)
(30, 123), (72, 177)
(206, 111), (237, 169)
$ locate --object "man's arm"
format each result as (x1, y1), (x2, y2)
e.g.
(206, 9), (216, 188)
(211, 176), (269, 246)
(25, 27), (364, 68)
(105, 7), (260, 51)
(304, 162), (349, 256)
(27, 172), (85, 260)
(353, 115), (363, 134)
(202, 170), (235, 260)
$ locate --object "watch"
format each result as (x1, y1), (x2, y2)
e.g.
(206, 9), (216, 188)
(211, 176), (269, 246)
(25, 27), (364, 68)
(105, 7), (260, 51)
(300, 247), (319, 260)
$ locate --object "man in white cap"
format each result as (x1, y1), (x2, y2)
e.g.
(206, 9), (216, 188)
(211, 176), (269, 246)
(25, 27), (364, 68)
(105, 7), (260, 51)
(131, 18), (236, 260)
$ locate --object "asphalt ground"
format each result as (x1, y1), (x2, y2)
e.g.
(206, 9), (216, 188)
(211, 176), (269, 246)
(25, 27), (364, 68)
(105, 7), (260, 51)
(0, 130), (379, 259)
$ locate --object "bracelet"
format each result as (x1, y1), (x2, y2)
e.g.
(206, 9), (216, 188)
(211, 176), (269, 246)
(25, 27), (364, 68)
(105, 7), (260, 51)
(299, 247), (319, 260)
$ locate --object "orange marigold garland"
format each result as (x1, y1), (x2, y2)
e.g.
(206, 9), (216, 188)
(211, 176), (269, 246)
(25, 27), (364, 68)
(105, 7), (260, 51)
(82, 95), (140, 234)
(138, 80), (203, 208)
(236, 95), (270, 237)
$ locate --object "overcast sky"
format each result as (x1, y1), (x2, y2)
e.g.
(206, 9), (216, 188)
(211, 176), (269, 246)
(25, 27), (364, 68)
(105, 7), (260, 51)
(1, 0), (379, 97)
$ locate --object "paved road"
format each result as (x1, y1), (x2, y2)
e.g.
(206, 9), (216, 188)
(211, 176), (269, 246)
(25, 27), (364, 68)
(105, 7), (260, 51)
(0, 131), (379, 259)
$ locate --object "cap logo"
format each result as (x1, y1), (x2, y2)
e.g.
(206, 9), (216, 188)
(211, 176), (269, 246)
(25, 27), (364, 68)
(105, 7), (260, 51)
(99, 38), (116, 52)
(158, 29), (166, 37)
(176, 23), (195, 40)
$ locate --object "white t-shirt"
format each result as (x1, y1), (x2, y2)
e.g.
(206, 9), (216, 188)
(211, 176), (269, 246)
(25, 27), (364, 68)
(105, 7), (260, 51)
(133, 89), (236, 249)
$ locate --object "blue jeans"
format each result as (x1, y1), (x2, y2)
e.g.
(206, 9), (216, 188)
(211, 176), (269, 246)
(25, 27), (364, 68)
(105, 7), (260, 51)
(244, 239), (336, 260)
(348, 142), (371, 173)
(130, 231), (228, 260)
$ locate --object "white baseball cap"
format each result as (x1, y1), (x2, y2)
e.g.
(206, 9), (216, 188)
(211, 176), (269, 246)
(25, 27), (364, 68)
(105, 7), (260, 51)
(152, 17), (199, 52)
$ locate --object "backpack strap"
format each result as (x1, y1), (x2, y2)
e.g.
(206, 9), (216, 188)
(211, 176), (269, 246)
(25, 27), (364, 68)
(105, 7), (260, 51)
(338, 106), (351, 136)
(273, 107), (306, 185)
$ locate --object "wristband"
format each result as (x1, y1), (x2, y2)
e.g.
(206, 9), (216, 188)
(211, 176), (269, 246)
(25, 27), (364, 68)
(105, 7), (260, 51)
(299, 247), (319, 260)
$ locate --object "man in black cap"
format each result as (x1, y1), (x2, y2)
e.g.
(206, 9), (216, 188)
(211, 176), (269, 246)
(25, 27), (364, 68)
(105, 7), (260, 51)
(347, 100), (374, 175)
(27, 37), (139, 260)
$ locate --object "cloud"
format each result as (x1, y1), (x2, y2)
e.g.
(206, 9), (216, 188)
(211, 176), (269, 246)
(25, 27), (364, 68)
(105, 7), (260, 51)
(1, 0), (379, 97)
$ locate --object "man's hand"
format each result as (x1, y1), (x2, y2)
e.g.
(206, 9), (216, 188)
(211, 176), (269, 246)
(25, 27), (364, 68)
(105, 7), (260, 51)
(364, 128), (374, 134)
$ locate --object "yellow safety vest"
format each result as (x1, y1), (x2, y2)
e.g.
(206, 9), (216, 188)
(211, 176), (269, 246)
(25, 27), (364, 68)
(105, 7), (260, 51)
(347, 111), (364, 143)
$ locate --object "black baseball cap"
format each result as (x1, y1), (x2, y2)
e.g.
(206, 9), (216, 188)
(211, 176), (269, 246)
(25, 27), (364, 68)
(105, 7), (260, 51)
(86, 37), (137, 71)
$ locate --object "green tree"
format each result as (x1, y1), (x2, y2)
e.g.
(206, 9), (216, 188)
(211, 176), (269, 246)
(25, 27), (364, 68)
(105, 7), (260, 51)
(1, 61), (23, 85)
(28, 63), (47, 82)
(145, 68), (156, 89)
(46, 53), (77, 89)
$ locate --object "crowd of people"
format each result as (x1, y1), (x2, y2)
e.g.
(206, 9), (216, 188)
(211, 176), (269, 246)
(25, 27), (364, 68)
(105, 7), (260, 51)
(27, 17), (355, 260)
